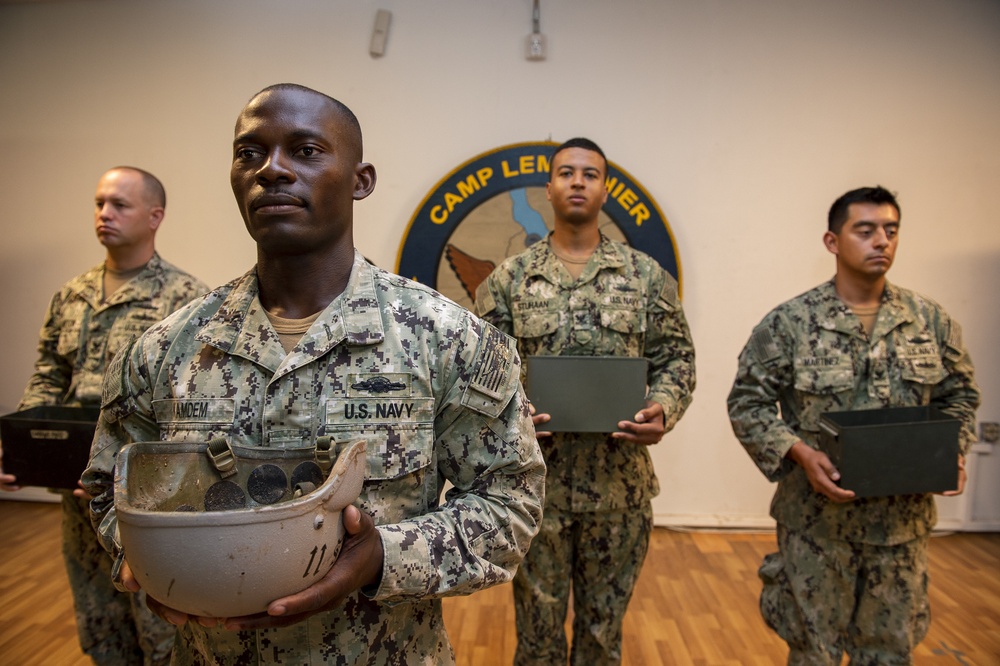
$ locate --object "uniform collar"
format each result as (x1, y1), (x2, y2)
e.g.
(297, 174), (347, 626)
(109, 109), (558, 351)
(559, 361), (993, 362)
(870, 281), (912, 340)
(103, 253), (166, 306)
(525, 232), (625, 283)
(197, 250), (385, 375)
(68, 253), (165, 310)
(817, 278), (912, 339)
(337, 252), (386, 347)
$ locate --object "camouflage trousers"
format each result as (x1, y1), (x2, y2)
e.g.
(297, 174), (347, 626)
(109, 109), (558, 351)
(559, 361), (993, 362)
(60, 492), (174, 666)
(513, 503), (652, 666)
(758, 524), (930, 666)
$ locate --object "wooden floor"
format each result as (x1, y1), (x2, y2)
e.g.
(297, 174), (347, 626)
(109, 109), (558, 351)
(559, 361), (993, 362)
(0, 501), (997, 665)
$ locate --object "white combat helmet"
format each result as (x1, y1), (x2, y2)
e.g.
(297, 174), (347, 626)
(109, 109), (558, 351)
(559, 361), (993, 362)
(114, 438), (366, 618)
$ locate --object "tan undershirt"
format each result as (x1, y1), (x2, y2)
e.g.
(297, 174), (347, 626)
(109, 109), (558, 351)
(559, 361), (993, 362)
(102, 265), (144, 303)
(551, 247), (593, 280)
(851, 304), (880, 336)
(266, 311), (320, 354)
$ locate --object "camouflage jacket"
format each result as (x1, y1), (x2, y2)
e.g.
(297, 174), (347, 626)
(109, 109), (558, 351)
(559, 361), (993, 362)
(727, 279), (980, 545)
(83, 251), (545, 665)
(19, 252), (208, 410)
(475, 233), (695, 512)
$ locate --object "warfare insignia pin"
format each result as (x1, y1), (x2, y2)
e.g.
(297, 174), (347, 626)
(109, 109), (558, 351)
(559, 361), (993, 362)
(351, 376), (407, 394)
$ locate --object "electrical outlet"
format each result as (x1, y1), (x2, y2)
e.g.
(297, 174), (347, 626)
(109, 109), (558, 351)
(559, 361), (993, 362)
(980, 422), (1000, 443)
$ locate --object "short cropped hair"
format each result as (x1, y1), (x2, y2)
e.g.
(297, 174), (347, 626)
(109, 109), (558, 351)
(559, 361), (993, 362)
(110, 166), (166, 208)
(828, 186), (900, 233)
(549, 137), (608, 181)
(247, 83), (363, 162)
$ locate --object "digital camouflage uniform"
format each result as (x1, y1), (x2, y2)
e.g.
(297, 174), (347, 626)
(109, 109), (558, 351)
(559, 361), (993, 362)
(18, 252), (207, 666)
(83, 251), (545, 665)
(475, 234), (696, 665)
(727, 279), (979, 665)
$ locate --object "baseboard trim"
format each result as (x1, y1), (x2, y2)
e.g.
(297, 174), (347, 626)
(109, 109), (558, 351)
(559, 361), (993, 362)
(657, 513), (1000, 533)
(0, 488), (60, 503)
(654, 513), (776, 531)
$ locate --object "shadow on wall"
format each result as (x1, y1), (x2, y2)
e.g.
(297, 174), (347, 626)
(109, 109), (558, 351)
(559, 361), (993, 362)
(0, 248), (93, 412)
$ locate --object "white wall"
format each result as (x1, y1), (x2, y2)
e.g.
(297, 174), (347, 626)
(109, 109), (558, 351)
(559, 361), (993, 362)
(1, 0), (997, 527)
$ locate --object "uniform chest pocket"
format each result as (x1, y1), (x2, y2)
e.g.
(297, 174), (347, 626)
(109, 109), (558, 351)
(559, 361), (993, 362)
(325, 398), (435, 524)
(107, 308), (164, 357)
(898, 347), (947, 386)
(899, 349), (947, 405)
(793, 359), (855, 432)
(512, 310), (560, 340)
(600, 308), (646, 334)
(793, 361), (854, 395)
(57, 323), (82, 357)
(901, 359), (947, 385)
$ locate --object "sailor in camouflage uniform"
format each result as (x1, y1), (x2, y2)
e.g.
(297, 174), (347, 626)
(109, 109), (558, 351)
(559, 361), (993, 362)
(475, 138), (695, 665)
(727, 186), (979, 665)
(1, 167), (206, 665)
(83, 84), (544, 665)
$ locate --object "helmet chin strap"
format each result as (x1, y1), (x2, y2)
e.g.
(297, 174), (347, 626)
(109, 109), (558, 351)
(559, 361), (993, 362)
(200, 436), (334, 511)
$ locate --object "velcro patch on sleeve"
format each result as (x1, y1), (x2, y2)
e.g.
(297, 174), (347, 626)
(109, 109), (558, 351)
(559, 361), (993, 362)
(750, 327), (782, 364)
(944, 320), (965, 363)
(657, 277), (679, 308)
(462, 324), (516, 418)
(101, 337), (139, 420)
(474, 283), (497, 317)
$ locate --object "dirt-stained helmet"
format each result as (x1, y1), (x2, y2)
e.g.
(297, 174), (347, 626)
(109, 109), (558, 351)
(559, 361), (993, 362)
(114, 438), (366, 618)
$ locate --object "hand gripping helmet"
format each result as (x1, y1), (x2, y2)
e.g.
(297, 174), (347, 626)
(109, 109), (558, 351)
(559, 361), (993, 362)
(114, 437), (366, 618)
